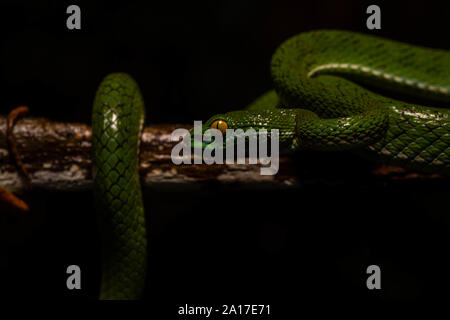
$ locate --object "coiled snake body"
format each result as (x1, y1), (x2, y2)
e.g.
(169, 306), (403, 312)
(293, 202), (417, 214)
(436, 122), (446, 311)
(202, 30), (450, 173)
(92, 30), (449, 299)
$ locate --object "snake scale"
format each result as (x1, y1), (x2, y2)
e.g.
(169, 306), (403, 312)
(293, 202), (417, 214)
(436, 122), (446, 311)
(92, 73), (146, 300)
(91, 30), (449, 299)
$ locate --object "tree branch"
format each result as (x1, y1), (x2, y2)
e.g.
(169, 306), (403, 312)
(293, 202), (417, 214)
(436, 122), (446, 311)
(0, 115), (298, 193)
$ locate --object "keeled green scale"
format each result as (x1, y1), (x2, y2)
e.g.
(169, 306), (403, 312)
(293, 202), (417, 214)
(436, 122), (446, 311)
(92, 73), (146, 300)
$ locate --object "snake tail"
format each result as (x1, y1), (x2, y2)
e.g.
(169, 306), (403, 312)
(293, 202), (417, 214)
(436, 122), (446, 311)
(92, 73), (147, 300)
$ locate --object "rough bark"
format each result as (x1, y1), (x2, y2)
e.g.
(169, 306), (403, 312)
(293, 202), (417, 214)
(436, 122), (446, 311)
(0, 115), (298, 193)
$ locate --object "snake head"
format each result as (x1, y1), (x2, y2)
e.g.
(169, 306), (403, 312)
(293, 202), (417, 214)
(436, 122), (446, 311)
(190, 109), (299, 153)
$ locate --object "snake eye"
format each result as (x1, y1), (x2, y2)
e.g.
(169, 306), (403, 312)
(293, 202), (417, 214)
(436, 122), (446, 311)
(210, 120), (228, 134)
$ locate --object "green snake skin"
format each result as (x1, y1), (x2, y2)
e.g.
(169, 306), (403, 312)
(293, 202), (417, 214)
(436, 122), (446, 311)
(92, 73), (146, 300)
(201, 30), (450, 173)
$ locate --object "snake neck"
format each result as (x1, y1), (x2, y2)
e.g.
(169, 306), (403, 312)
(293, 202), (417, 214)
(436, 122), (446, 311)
(296, 105), (389, 151)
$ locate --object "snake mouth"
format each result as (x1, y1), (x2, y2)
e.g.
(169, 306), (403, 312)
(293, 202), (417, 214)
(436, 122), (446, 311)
(189, 128), (228, 151)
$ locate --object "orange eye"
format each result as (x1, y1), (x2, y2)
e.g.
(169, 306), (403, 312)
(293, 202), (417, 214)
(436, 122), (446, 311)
(210, 120), (228, 134)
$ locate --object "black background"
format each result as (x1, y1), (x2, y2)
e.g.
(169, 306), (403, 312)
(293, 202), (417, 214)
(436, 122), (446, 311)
(1, 0), (450, 314)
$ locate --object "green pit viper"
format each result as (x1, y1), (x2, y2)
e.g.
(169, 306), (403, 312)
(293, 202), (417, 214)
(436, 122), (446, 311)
(91, 30), (449, 300)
